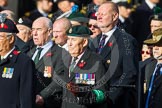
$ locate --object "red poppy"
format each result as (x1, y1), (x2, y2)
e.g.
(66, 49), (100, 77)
(77, 60), (86, 68)
(13, 50), (20, 55)
(107, 42), (113, 47)
(46, 52), (53, 57)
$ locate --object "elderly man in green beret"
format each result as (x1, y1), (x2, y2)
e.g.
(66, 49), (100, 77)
(143, 28), (162, 108)
(60, 25), (108, 108)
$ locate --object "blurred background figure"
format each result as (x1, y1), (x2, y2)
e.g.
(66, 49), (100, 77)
(16, 17), (34, 53)
(0, 0), (8, 11)
(150, 12), (162, 34)
(141, 44), (153, 61)
(0, 9), (16, 22)
(117, 1), (133, 34)
(53, 18), (71, 50)
(131, 0), (160, 49)
(87, 0), (107, 17)
(87, 12), (101, 39)
(25, 0), (53, 21)
(51, 0), (81, 22)
(67, 12), (88, 26)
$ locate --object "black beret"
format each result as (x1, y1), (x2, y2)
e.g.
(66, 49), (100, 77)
(149, 13), (162, 21)
(0, 13), (19, 33)
(17, 18), (32, 28)
(117, 2), (132, 9)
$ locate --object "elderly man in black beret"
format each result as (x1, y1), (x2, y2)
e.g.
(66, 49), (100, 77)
(16, 17), (34, 53)
(0, 13), (36, 108)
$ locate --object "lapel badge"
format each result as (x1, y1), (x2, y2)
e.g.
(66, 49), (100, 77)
(44, 66), (52, 78)
(18, 18), (23, 23)
(107, 59), (111, 64)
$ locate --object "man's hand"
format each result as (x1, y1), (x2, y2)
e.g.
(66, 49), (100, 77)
(36, 95), (44, 106)
(66, 82), (79, 96)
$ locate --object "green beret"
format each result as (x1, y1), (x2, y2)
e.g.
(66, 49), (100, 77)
(67, 12), (89, 23)
(144, 28), (162, 46)
(67, 25), (92, 37)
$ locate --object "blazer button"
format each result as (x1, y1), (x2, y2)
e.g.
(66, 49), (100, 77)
(151, 96), (154, 99)
(153, 85), (156, 88)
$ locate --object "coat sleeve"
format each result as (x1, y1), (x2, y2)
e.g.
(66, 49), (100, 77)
(20, 58), (36, 108)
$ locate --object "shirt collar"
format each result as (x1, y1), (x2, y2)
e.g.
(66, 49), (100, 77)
(104, 26), (117, 37)
(37, 40), (53, 49)
(58, 43), (68, 51)
(119, 15), (125, 23)
(38, 9), (48, 17)
(145, 0), (156, 9)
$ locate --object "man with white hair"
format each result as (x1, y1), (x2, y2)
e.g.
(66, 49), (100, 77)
(28, 17), (63, 108)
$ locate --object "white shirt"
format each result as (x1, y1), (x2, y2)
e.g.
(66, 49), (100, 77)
(119, 15), (125, 23)
(71, 51), (85, 68)
(101, 26), (117, 46)
(58, 43), (68, 51)
(32, 40), (53, 61)
(145, 0), (156, 9)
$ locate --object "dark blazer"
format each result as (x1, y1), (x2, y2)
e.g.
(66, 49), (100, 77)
(0, 49), (36, 108)
(61, 48), (108, 108)
(14, 36), (26, 51)
(144, 60), (162, 108)
(117, 18), (133, 35)
(21, 39), (35, 54)
(27, 42), (63, 108)
(138, 57), (156, 108)
(89, 28), (139, 108)
(131, 1), (154, 47)
(27, 9), (44, 22)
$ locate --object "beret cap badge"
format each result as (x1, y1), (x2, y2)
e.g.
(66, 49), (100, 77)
(69, 28), (72, 33)
(154, 15), (158, 19)
(18, 18), (23, 24)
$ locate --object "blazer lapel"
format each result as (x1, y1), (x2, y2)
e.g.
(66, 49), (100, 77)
(27, 46), (36, 58)
(68, 49), (91, 82)
(100, 28), (120, 59)
(35, 45), (56, 69)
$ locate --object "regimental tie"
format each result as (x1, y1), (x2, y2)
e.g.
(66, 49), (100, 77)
(69, 57), (77, 77)
(34, 47), (43, 64)
(97, 34), (107, 54)
(145, 63), (162, 108)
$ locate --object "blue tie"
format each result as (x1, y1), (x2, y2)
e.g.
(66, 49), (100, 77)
(145, 63), (162, 108)
(97, 34), (107, 54)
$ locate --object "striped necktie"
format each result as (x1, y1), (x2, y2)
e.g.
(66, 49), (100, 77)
(97, 34), (107, 54)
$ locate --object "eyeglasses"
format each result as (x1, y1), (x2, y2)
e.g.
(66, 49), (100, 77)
(141, 51), (150, 55)
(88, 24), (99, 28)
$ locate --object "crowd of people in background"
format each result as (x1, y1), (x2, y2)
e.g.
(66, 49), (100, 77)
(0, 0), (162, 108)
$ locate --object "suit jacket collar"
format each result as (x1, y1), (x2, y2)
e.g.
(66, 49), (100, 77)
(0, 49), (19, 65)
(35, 44), (57, 69)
